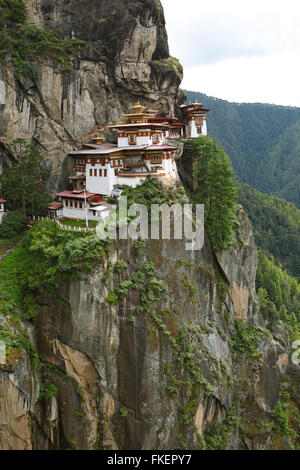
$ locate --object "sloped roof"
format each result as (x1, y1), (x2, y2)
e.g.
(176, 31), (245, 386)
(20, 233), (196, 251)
(55, 191), (97, 199)
(48, 202), (63, 210)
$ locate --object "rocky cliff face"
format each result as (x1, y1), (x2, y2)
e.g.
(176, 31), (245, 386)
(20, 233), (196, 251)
(1, 212), (299, 450)
(0, 0), (183, 190)
(0, 0), (299, 451)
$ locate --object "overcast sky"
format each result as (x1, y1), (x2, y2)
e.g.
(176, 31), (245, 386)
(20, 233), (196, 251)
(161, 0), (300, 106)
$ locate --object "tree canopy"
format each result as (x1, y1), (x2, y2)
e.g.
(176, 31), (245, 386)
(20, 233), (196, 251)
(2, 139), (51, 219)
(185, 90), (300, 209)
(188, 135), (238, 252)
(238, 183), (300, 277)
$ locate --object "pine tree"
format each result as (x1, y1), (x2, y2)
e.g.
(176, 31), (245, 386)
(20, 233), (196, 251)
(191, 135), (238, 252)
(2, 139), (51, 218)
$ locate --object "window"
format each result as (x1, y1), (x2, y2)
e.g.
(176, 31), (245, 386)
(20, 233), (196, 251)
(65, 200), (69, 207)
(150, 154), (162, 163)
(79, 202), (83, 209)
(94, 169), (97, 177)
(90, 169), (92, 177)
(70, 201), (73, 208)
(104, 169), (107, 177)
(99, 169), (102, 177)
(128, 134), (136, 145)
(152, 133), (159, 144)
(74, 201), (78, 208)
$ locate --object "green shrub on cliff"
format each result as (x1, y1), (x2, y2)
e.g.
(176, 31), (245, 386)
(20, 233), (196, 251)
(7, 0), (26, 24)
(256, 251), (300, 335)
(272, 393), (290, 437)
(25, 218), (110, 278)
(0, 2), (85, 77)
(0, 211), (25, 238)
(0, 218), (112, 320)
(189, 136), (238, 252)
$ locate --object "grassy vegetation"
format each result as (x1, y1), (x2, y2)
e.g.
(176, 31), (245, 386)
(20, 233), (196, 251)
(121, 177), (186, 210)
(205, 409), (239, 450)
(151, 56), (183, 81)
(0, 0), (85, 77)
(0, 234), (22, 256)
(106, 254), (215, 398)
(0, 218), (111, 321)
(60, 218), (98, 228)
(230, 320), (263, 355)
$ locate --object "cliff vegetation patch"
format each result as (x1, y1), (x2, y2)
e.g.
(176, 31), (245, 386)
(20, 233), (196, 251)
(0, 0), (85, 77)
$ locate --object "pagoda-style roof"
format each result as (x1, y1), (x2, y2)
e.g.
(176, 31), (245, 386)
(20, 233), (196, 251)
(69, 145), (120, 156)
(109, 122), (170, 130)
(55, 190), (97, 199)
(130, 102), (146, 113)
(181, 102), (210, 113)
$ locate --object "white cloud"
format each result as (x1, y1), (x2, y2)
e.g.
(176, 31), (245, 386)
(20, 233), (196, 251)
(162, 0), (300, 65)
(183, 52), (300, 106)
(161, 0), (300, 105)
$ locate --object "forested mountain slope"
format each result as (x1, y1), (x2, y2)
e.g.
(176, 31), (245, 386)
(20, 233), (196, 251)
(238, 184), (300, 278)
(185, 91), (300, 208)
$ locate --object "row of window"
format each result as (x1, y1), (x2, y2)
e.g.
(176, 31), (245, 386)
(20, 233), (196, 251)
(111, 160), (123, 167)
(65, 200), (84, 209)
(149, 154), (162, 162)
(89, 169), (108, 177)
(126, 134), (161, 145)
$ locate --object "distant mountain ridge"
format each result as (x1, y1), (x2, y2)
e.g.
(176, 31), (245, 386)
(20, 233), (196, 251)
(238, 183), (300, 277)
(185, 91), (300, 208)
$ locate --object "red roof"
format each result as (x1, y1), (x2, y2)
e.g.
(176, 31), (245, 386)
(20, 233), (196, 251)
(55, 191), (97, 199)
(145, 145), (177, 150)
(0, 198), (6, 203)
(48, 202), (63, 210)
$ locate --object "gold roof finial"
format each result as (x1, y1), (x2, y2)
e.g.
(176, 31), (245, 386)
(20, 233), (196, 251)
(131, 101), (146, 113)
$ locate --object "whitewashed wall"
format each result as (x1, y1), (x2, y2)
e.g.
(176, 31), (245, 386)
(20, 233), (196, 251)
(86, 164), (117, 195)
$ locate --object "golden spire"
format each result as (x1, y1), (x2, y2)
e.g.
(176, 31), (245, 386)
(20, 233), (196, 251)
(131, 101), (146, 114)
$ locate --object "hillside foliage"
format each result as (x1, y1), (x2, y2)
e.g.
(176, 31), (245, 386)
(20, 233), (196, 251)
(0, 218), (111, 320)
(256, 251), (300, 338)
(0, 0), (85, 77)
(238, 184), (300, 277)
(188, 136), (238, 252)
(1, 139), (51, 218)
(185, 90), (300, 209)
